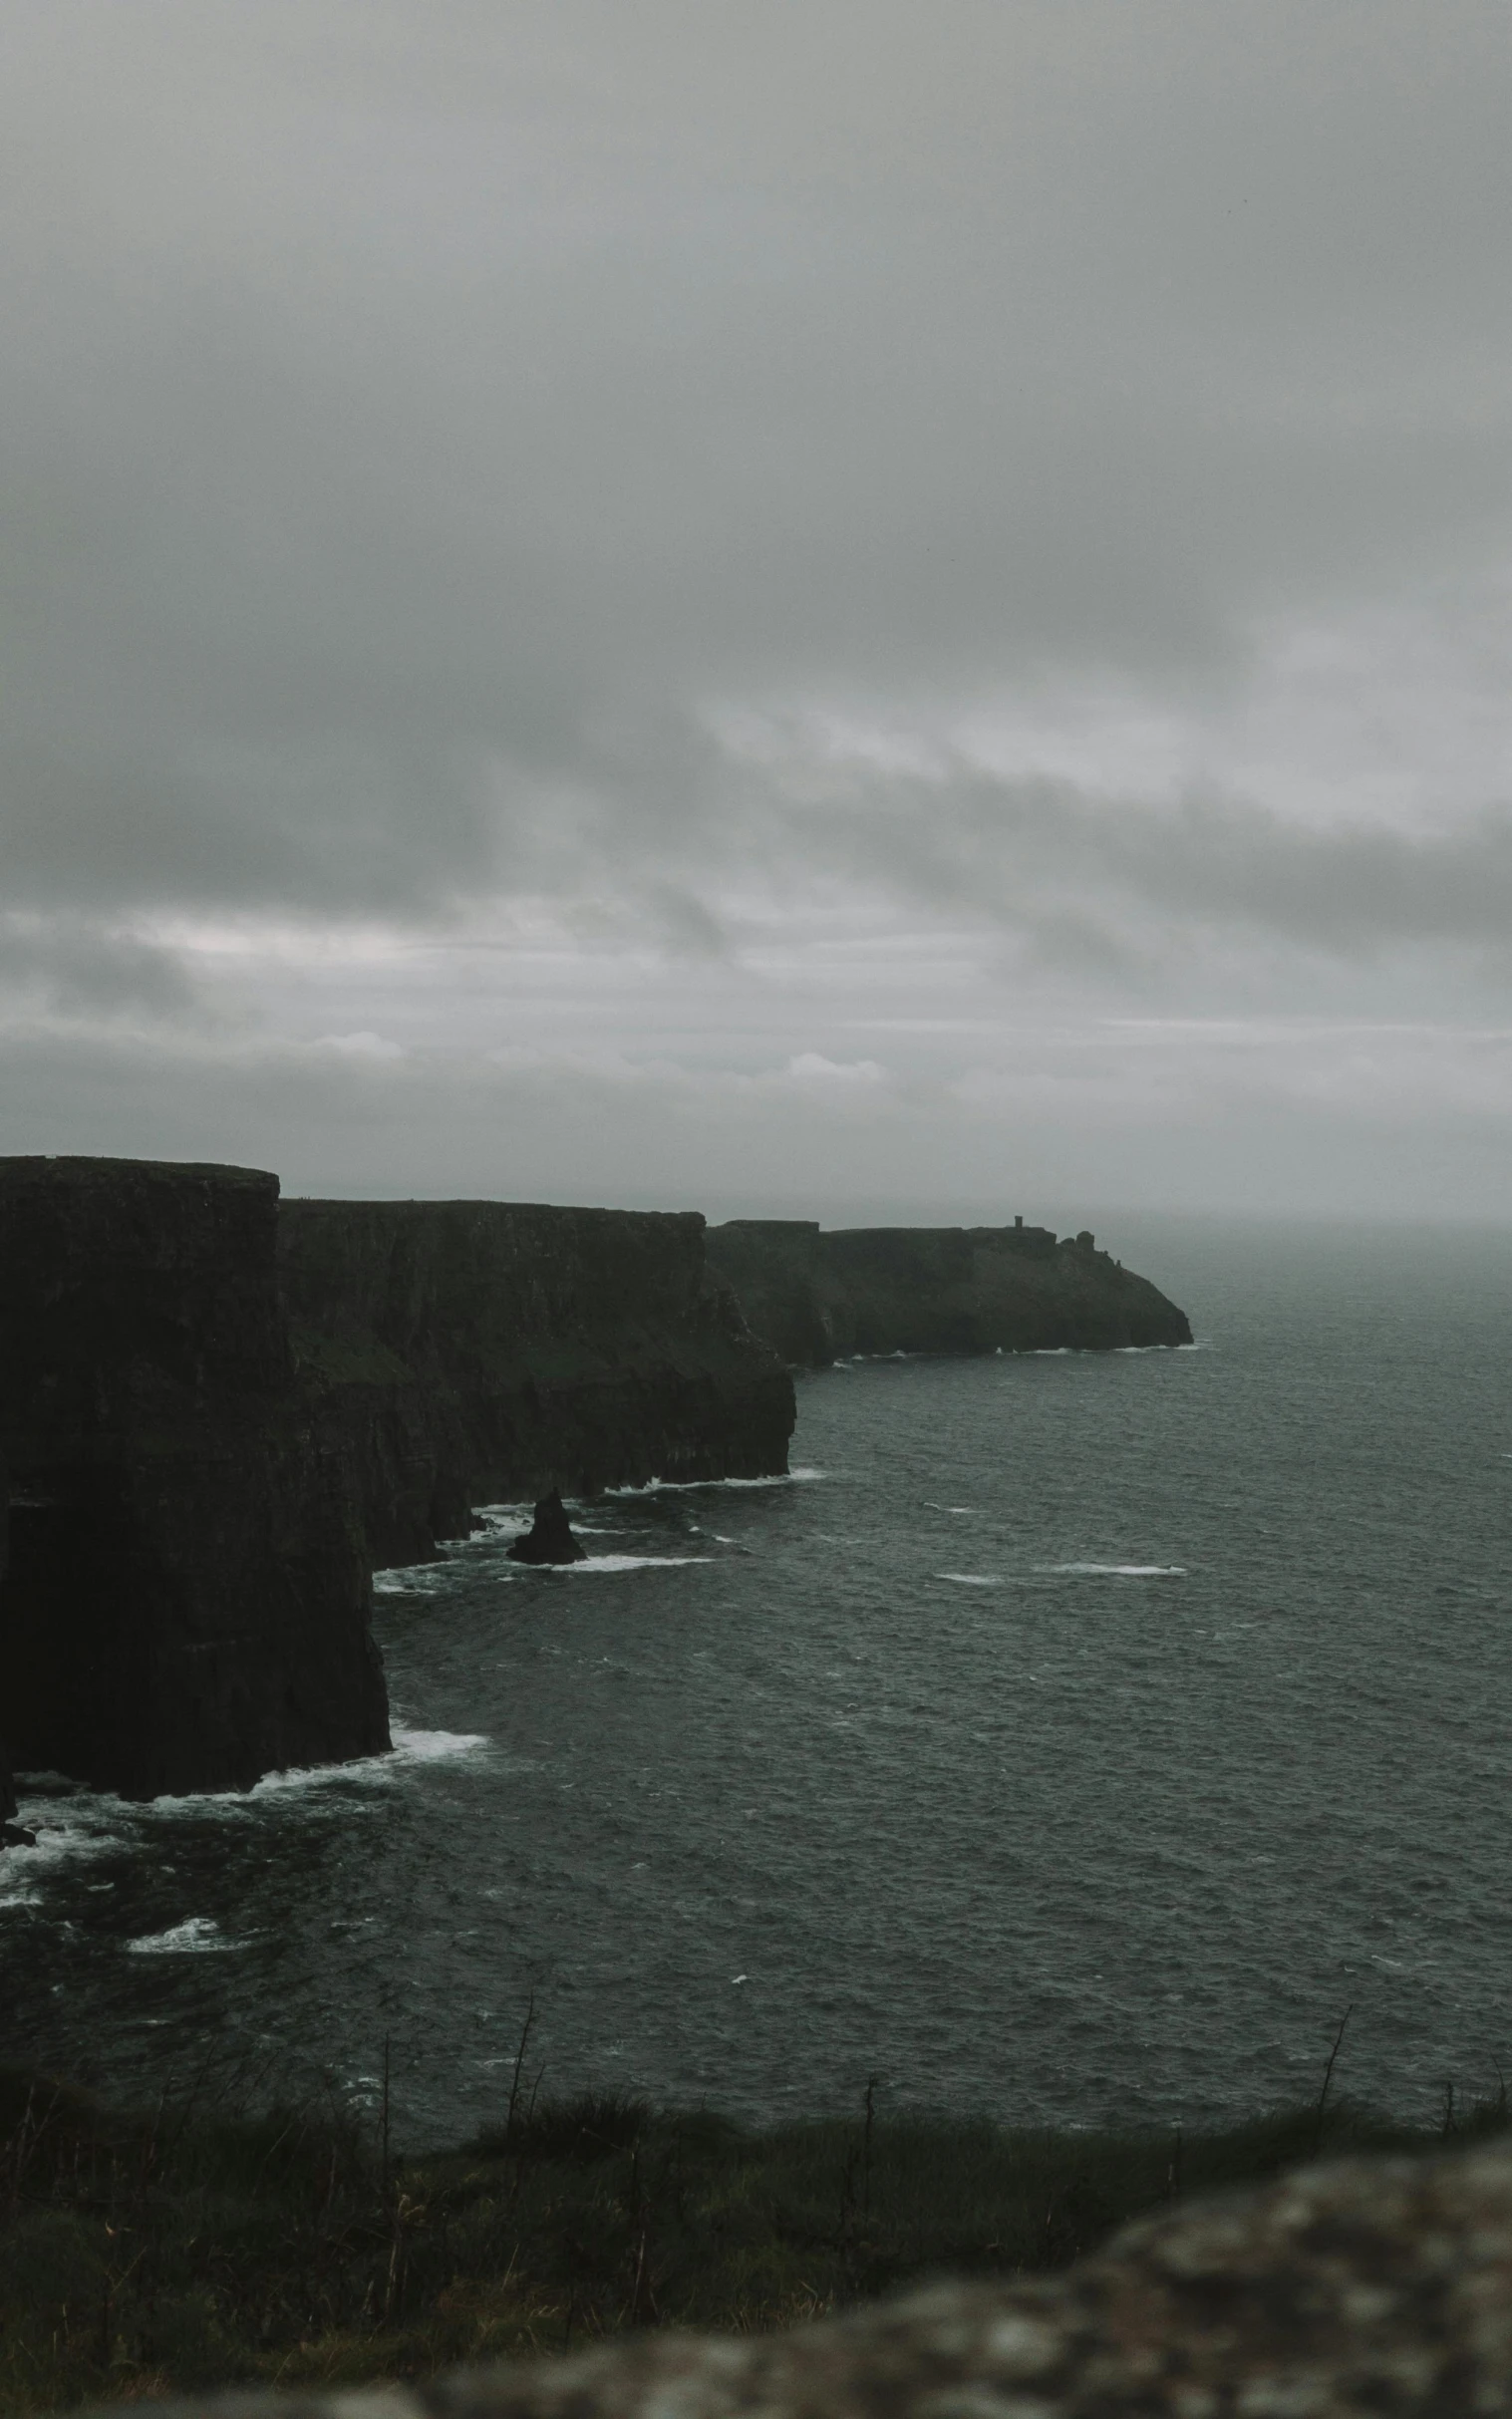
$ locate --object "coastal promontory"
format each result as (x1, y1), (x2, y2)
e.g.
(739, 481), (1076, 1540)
(705, 1217), (1192, 1363)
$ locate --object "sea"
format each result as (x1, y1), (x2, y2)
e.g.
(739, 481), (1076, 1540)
(5, 1217), (1512, 2150)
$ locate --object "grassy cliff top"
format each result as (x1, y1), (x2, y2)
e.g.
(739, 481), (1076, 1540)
(0, 2065), (1500, 2414)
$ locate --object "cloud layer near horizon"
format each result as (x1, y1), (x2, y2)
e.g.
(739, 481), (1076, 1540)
(5, 1), (1512, 1220)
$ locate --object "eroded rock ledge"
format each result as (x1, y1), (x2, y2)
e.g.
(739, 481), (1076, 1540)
(138, 2139), (1512, 2417)
(706, 1218), (1193, 1365)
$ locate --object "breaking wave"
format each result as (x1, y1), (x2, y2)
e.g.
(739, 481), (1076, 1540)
(127, 1917), (236, 1956)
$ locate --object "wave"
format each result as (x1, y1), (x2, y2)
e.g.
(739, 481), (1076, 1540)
(1, 1791), (142, 1902)
(1038, 1562), (1187, 1578)
(127, 1917), (236, 1956)
(391, 1727), (489, 1761)
(568, 1553), (714, 1574)
(8, 1730), (492, 1856)
(937, 1573), (1003, 1587)
(373, 1564), (455, 1596)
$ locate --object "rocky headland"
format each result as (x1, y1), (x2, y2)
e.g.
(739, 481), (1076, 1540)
(0, 1163), (1186, 1808)
(0, 1157), (390, 1802)
(705, 1217), (1192, 1364)
(277, 1199), (796, 1568)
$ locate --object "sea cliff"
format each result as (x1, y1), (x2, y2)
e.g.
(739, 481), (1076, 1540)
(0, 1157), (390, 1801)
(278, 1199), (796, 1567)
(0, 1166), (1179, 1806)
(705, 1218), (1192, 1363)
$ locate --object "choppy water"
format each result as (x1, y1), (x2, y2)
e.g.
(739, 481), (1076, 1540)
(6, 1219), (1512, 2148)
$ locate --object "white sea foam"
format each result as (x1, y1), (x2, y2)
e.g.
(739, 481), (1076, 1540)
(2, 1730), (490, 1929)
(1039, 1562), (1187, 1578)
(1, 1794), (139, 1901)
(129, 1728), (493, 1813)
(234, 1731), (489, 1793)
(390, 1728), (488, 1759)
(938, 1573), (1003, 1587)
(568, 1554), (715, 1573)
(127, 1917), (235, 1955)
(373, 1564), (454, 1596)
(608, 1467), (823, 1495)
(1117, 1342), (1209, 1355)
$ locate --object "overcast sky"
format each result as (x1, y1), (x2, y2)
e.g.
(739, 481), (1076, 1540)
(5, 1), (1512, 1224)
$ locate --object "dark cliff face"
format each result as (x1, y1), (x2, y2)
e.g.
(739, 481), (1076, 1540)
(0, 1158), (390, 1800)
(0, 1446), (11, 1824)
(278, 1200), (796, 1568)
(705, 1219), (1193, 1363)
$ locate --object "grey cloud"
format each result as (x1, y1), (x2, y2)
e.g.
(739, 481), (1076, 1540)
(7, 1), (1512, 1219)
(761, 768), (1512, 970)
(0, 916), (204, 1021)
(1101, 799), (1512, 957)
(5, 3), (1512, 927)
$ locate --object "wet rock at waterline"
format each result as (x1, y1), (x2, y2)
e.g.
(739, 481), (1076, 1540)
(507, 1492), (588, 1566)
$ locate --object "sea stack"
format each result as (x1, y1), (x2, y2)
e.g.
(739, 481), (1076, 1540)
(507, 1492), (588, 1565)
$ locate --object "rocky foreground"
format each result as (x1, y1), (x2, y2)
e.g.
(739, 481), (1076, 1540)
(134, 2139), (1512, 2418)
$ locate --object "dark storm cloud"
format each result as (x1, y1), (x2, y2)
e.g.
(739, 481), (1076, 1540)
(4, 0), (1512, 936)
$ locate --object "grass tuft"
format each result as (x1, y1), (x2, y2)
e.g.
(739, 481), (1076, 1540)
(0, 2063), (1504, 2415)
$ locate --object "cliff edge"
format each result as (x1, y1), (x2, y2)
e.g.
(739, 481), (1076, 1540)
(279, 1200), (796, 1568)
(706, 1218), (1192, 1364)
(0, 1157), (390, 1801)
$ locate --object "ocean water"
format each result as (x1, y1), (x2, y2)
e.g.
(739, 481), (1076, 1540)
(5, 1219), (1512, 2148)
